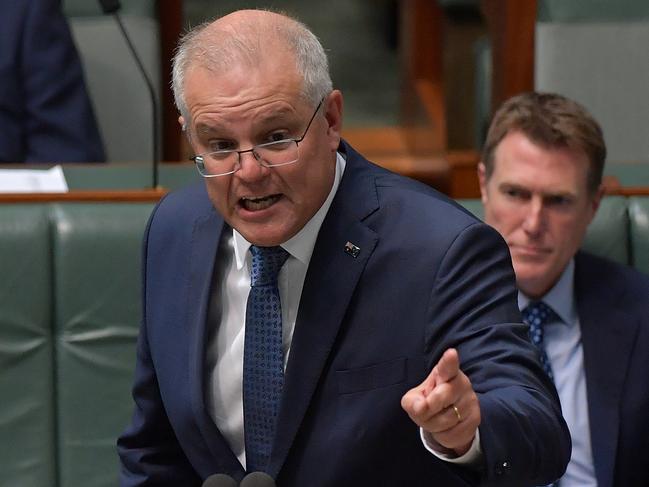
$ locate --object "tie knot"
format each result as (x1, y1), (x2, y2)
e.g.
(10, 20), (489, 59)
(249, 245), (289, 287)
(522, 301), (557, 327)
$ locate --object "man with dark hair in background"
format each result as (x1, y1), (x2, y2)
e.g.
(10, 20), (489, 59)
(479, 91), (649, 487)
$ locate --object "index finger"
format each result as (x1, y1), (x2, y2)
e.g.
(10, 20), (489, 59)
(433, 348), (460, 385)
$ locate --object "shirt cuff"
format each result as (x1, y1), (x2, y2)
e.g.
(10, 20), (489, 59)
(420, 428), (482, 466)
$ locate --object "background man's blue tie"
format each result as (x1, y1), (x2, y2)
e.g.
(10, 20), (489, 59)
(243, 245), (289, 473)
(522, 301), (559, 487)
(522, 301), (557, 381)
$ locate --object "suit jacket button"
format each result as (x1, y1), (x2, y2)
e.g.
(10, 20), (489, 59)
(495, 461), (510, 476)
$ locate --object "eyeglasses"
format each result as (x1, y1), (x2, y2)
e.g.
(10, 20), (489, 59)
(190, 99), (324, 177)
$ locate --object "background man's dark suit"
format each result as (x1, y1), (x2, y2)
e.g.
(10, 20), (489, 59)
(575, 251), (649, 487)
(118, 142), (569, 486)
(0, 0), (104, 162)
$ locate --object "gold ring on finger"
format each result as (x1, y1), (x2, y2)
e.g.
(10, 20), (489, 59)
(452, 404), (462, 422)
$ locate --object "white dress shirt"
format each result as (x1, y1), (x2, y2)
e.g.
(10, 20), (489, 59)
(519, 259), (597, 487)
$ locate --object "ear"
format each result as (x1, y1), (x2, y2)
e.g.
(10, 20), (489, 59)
(179, 115), (193, 150)
(323, 90), (343, 151)
(477, 162), (488, 205)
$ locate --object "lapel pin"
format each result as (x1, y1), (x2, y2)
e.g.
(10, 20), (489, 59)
(344, 241), (361, 258)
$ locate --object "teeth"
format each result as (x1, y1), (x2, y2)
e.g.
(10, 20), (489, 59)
(241, 195), (280, 211)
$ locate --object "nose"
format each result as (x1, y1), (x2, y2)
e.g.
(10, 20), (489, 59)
(235, 150), (267, 182)
(522, 197), (545, 237)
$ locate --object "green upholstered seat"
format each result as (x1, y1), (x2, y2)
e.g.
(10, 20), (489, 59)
(52, 203), (153, 487)
(629, 197), (649, 275)
(582, 196), (629, 266)
(0, 206), (56, 487)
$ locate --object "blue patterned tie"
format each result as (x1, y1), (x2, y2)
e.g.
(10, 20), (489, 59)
(243, 245), (289, 473)
(522, 301), (560, 487)
(522, 301), (556, 381)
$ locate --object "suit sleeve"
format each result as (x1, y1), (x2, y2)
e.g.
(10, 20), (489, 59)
(426, 222), (571, 486)
(21, 0), (105, 162)
(117, 203), (201, 487)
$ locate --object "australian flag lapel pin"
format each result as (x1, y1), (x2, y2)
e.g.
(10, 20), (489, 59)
(344, 241), (361, 258)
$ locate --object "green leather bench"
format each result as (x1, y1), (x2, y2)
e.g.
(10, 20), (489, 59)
(1, 194), (648, 486)
(0, 202), (153, 487)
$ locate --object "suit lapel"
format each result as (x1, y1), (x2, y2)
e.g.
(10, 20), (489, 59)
(186, 210), (245, 475)
(268, 148), (380, 477)
(575, 254), (639, 487)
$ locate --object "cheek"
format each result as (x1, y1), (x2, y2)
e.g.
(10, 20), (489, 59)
(556, 223), (587, 255)
(486, 205), (522, 237)
(554, 213), (589, 240)
(205, 179), (232, 212)
(292, 147), (335, 196)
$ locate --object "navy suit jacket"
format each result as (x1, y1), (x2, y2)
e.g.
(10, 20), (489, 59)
(0, 0), (104, 162)
(118, 142), (569, 486)
(574, 252), (649, 487)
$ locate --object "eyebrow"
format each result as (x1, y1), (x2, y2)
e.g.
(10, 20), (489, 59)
(498, 182), (576, 199)
(194, 108), (298, 136)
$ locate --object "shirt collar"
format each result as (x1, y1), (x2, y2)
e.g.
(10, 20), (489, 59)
(518, 258), (577, 326)
(233, 151), (346, 268)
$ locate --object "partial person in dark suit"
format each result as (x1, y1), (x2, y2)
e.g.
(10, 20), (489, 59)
(117, 10), (570, 486)
(0, 0), (105, 162)
(479, 92), (649, 487)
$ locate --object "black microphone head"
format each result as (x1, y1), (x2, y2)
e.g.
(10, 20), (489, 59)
(98, 0), (121, 14)
(240, 471), (277, 487)
(202, 473), (238, 487)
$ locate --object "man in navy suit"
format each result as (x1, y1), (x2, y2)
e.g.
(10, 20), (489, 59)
(0, 0), (104, 162)
(479, 92), (649, 487)
(118, 10), (569, 486)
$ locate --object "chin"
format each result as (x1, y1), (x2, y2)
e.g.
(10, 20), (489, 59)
(241, 227), (295, 247)
(515, 267), (548, 292)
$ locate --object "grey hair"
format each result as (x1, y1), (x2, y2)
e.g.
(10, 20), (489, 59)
(171, 11), (333, 124)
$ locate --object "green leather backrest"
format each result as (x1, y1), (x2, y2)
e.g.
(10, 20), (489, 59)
(457, 197), (631, 266)
(583, 196), (629, 265)
(629, 197), (649, 275)
(0, 206), (56, 487)
(52, 203), (153, 487)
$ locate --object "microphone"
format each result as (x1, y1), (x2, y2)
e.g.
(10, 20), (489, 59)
(202, 473), (238, 487)
(240, 472), (277, 487)
(97, 0), (160, 189)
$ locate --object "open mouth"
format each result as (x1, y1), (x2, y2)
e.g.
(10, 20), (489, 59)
(240, 194), (282, 211)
